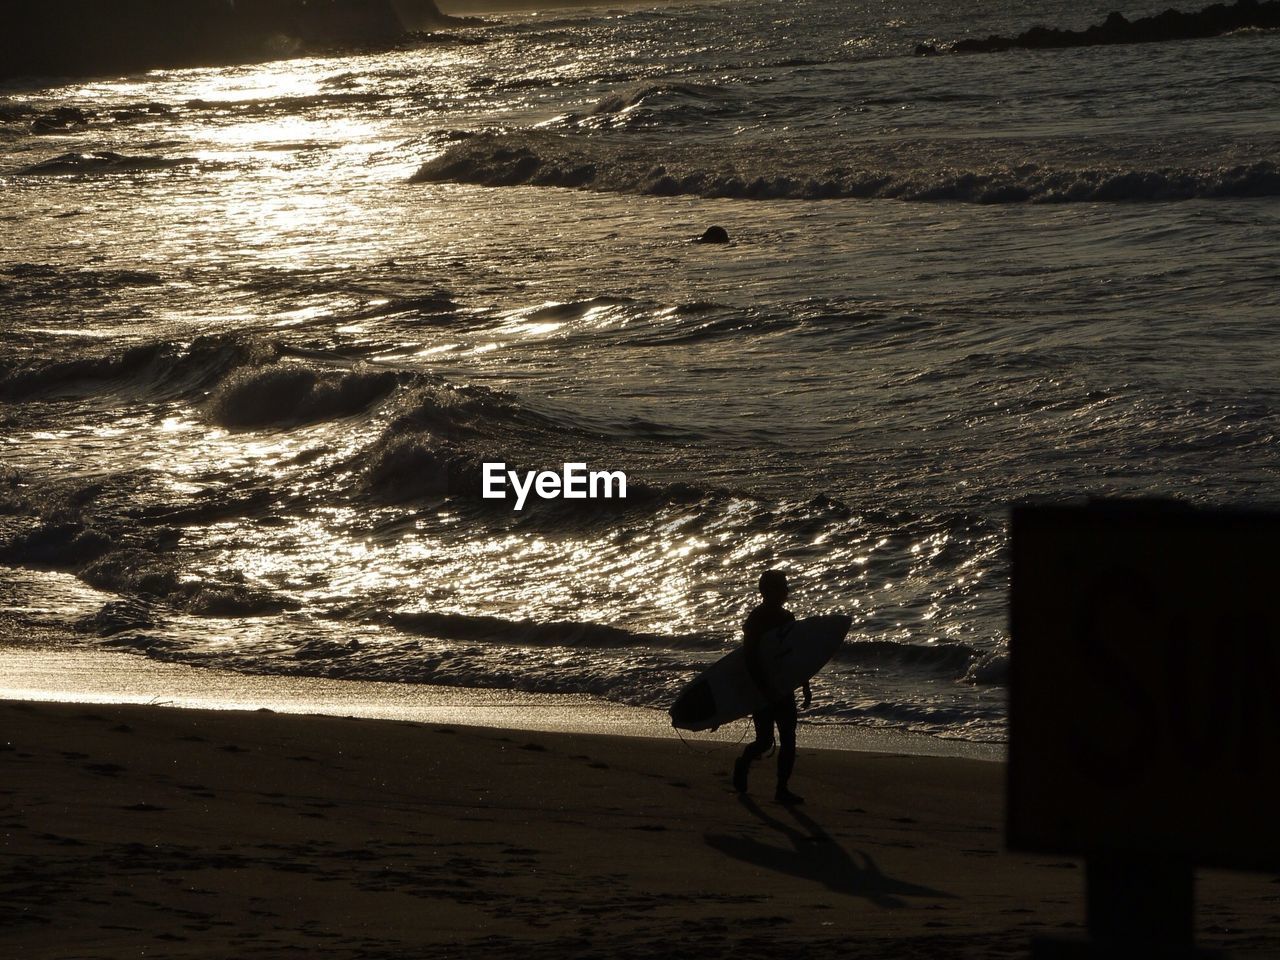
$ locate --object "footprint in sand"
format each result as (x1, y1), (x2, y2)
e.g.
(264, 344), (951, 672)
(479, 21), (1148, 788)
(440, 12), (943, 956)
(38, 833), (85, 846)
(84, 762), (127, 777)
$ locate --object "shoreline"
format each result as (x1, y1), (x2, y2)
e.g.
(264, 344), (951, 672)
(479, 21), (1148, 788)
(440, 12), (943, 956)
(0, 640), (1004, 761)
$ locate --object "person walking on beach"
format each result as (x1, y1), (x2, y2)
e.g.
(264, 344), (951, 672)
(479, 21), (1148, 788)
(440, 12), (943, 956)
(733, 569), (810, 805)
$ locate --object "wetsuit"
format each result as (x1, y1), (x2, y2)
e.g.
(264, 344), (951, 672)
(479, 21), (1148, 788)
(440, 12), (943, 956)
(739, 603), (797, 788)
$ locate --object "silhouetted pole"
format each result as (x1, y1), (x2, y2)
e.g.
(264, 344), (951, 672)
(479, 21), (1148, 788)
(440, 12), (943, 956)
(1085, 855), (1193, 950)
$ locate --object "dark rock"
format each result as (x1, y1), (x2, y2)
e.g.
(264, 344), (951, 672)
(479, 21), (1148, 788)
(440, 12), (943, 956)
(947, 0), (1280, 54)
(30, 106), (92, 134)
(0, 0), (470, 81)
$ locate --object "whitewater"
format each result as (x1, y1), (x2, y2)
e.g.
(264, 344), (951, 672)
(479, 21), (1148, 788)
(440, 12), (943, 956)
(2, 0), (1278, 743)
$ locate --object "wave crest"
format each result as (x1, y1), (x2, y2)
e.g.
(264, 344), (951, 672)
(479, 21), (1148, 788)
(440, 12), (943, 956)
(413, 132), (1280, 203)
(592, 81), (720, 115)
(387, 609), (717, 650)
(204, 362), (400, 429)
(0, 336), (271, 402)
(16, 152), (199, 176)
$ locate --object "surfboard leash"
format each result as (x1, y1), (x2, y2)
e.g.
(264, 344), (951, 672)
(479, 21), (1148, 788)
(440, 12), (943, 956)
(672, 716), (753, 754)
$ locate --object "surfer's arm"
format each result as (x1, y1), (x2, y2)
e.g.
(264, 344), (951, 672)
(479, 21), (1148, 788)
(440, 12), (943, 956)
(801, 680), (811, 710)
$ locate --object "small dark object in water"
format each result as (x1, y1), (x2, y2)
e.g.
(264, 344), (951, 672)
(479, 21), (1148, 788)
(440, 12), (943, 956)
(694, 226), (730, 244)
(914, 43), (940, 56)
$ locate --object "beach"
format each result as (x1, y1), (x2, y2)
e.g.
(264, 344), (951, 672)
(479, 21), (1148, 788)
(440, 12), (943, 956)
(4, 0), (1280, 953)
(4, 689), (1279, 958)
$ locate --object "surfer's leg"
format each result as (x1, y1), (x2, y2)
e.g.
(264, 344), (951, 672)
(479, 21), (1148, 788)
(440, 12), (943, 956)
(775, 699), (802, 803)
(742, 710), (775, 760)
(735, 711), (775, 792)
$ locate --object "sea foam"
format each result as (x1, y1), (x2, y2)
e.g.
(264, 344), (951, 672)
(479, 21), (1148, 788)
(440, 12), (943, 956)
(414, 133), (1280, 203)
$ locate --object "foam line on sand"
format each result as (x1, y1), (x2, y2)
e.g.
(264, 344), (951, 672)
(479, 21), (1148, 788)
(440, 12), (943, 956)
(0, 642), (1002, 760)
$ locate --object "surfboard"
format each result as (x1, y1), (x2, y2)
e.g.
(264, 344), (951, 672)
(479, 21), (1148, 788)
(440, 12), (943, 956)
(668, 614), (851, 732)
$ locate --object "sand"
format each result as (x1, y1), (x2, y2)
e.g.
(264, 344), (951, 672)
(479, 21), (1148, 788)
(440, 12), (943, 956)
(0, 641), (1001, 759)
(4, 697), (1280, 959)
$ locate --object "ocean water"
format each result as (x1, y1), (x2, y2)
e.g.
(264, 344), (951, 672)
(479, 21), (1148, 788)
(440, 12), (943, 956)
(2, 0), (1278, 743)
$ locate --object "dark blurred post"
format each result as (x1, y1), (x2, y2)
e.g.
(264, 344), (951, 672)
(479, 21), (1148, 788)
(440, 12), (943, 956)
(1008, 501), (1280, 959)
(1085, 856), (1192, 951)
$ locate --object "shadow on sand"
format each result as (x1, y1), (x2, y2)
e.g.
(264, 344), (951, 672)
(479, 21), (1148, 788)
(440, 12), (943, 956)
(705, 797), (954, 907)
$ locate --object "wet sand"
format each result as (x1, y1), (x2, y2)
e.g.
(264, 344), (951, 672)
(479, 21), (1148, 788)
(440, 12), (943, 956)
(5, 697), (1279, 959)
(0, 640), (1001, 759)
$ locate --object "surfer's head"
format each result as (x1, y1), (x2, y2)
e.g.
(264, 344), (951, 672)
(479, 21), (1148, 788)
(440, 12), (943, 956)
(758, 568), (789, 605)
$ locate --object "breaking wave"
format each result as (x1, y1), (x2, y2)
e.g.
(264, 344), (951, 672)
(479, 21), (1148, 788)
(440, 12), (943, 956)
(413, 132), (1280, 203)
(15, 152), (200, 176)
(204, 363), (401, 429)
(386, 609), (720, 650)
(552, 80), (739, 131)
(0, 336), (271, 402)
(833, 638), (978, 675)
(590, 81), (723, 116)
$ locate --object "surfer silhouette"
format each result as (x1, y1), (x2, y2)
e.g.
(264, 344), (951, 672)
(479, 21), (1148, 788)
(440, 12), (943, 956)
(734, 569), (811, 804)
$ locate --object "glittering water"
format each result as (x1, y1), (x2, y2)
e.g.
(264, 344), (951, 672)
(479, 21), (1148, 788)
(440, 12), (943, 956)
(3, 0), (1279, 742)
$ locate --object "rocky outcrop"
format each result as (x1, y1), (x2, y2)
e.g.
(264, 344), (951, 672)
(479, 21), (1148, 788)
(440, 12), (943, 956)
(921, 0), (1280, 55)
(0, 0), (464, 80)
